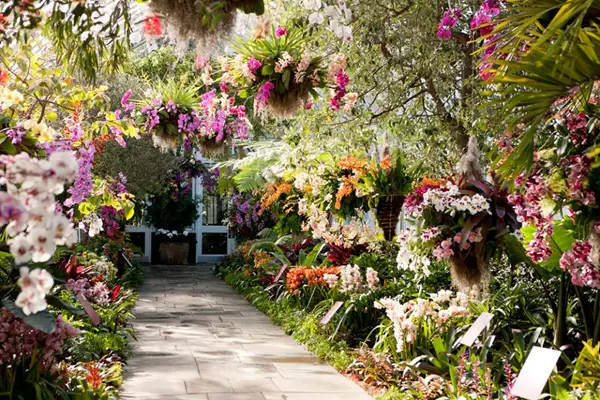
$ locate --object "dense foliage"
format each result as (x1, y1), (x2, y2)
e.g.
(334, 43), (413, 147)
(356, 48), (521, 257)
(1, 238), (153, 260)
(3, 0), (600, 398)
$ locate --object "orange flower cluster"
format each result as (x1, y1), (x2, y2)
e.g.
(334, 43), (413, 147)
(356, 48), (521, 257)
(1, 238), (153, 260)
(379, 154), (392, 170)
(335, 176), (358, 209)
(254, 251), (275, 271)
(236, 242), (255, 263)
(86, 362), (102, 390)
(416, 176), (447, 189)
(338, 155), (368, 175)
(261, 182), (293, 209)
(286, 266), (341, 293)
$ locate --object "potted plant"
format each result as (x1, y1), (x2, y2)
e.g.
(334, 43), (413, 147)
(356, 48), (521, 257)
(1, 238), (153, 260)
(357, 151), (415, 241)
(154, 228), (196, 264)
(145, 165), (200, 264)
(136, 79), (200, 151)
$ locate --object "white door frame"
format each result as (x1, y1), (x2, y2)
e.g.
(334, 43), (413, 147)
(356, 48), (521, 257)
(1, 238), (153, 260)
(193, 175), (234, 263)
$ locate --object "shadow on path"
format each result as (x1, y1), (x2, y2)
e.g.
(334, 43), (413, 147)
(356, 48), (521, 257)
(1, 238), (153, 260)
(121, 264), (372, 400)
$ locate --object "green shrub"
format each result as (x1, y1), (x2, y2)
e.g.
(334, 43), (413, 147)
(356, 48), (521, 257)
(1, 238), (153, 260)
(66, 332), (131, 363)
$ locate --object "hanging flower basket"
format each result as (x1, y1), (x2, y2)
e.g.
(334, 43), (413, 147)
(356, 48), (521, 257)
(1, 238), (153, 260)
(375, 195), (405, 241)
(225, 24), (354, 118)
(122, 81), (251, 153)
(159, 242), (190, 265)
(199, 138), (230, 157)
(448, 239), (488, 296)
(147, 0), (265, 45)
(267, 86), (310, 118)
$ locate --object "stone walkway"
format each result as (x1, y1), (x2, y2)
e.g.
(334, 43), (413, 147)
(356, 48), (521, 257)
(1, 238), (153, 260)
(121, 265), (372, 400)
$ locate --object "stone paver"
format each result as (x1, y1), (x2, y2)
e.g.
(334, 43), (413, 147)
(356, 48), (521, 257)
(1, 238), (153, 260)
(121, 265), (372, 400)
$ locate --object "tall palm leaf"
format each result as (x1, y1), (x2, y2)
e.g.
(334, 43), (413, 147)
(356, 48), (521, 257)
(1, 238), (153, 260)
(483, 0), (600, 175)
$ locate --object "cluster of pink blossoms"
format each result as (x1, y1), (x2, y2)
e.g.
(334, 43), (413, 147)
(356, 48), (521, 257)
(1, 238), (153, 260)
(133, 87), (251, 150)
(327, 54), (351, 111)
(430, 228), (484, 261)
(275, 24), (288, 38)
(437, 0), (502, 80)
(255, 82), (275, 109)
(566, 112), (588, 145)
(0, 309), (78, 367)
(559, 241), (600, 289)
(437, 9), (462, 40)
(246, 56), (262, 79)
(64, 278), (111, 306)
(330, 68), (350, 111)
(339, 264), (363, 293)
(562, 155), (595, 206)
(509, 172), (554, 262)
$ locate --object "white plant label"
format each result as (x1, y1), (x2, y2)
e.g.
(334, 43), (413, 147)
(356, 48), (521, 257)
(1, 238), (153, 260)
(320, 301), (344, 325)
(458, 312), (494, 346)
(511, 346), (561, 400)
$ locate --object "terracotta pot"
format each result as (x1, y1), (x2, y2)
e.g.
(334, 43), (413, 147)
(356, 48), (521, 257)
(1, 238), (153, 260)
(375, 195), (405, 241)
(159, 242), (189, 265)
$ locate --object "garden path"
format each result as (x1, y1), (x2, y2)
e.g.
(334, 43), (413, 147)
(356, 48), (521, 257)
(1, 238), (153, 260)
(121, 265), (373, 400)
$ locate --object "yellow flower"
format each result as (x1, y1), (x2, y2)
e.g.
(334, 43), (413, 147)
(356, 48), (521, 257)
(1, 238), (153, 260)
(0, 87), (24, 109)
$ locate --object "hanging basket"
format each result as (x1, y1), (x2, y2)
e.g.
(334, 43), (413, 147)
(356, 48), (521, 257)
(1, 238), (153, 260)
(448, 241), (488, 296)
(199, 139), (229, 157)
(267, 86), (310, 118)
(375, 195), (405, 241)
(148, 0), (264, 45)
(159, 242), (189, 265)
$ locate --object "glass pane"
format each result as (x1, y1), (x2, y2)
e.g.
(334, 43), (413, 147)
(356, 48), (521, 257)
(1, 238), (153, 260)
(202, 194), (228, 226)
(201, 233), (228, 255)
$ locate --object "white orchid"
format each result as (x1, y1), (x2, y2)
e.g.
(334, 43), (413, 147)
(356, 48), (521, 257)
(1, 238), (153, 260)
(8, 235), (32, 265)
(1, 152), (79, 264)
(303, 0), (322, 10)
(15, 267), (54, 316)
(309, 12), (325, 24)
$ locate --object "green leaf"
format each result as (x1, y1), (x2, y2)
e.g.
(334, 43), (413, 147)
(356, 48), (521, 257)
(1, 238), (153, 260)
(261, 64), (274, 76)
(542, 220), (576, 273)
(46, 112), (58, 122)
(2, 299), (56, 333)
(238, 89), (249, 99)
(282, 69), (291, 89)
(1, 140), (17, 155)
(124, 202), (135, 220)
(46, 295), (85, 316)
(78, 201), (95, 215)
(102, 192), (113, 206)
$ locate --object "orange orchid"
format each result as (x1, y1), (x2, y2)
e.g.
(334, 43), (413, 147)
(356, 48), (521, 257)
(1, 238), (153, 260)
(261, 182), (293, 209)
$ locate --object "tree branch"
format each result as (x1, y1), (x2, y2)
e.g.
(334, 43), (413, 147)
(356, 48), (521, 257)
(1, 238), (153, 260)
(369, 88), (427, 123)
(426, 78), (469, 152)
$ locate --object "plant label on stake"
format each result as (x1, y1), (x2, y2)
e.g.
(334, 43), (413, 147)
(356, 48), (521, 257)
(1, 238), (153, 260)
(76, 293), (100, 326)
(457, 312), (494, 346)
(320, 301), (344, 325)
(274, 264), (288, 282)
(511, 347), (561, 400)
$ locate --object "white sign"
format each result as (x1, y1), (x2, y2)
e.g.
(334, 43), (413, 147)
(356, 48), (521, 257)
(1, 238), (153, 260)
(320, 301), (344, 325)
(511, 346), (561, 400)
(457, 312), (494, 346)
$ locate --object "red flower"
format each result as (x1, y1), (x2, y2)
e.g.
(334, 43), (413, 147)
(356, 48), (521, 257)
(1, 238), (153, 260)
(143, 14), (162, 37)
(92, 275), (104, 283)
(111, 285), (121, 301)
(86, 363), (102, 390)
(0, 69), (8, 85)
